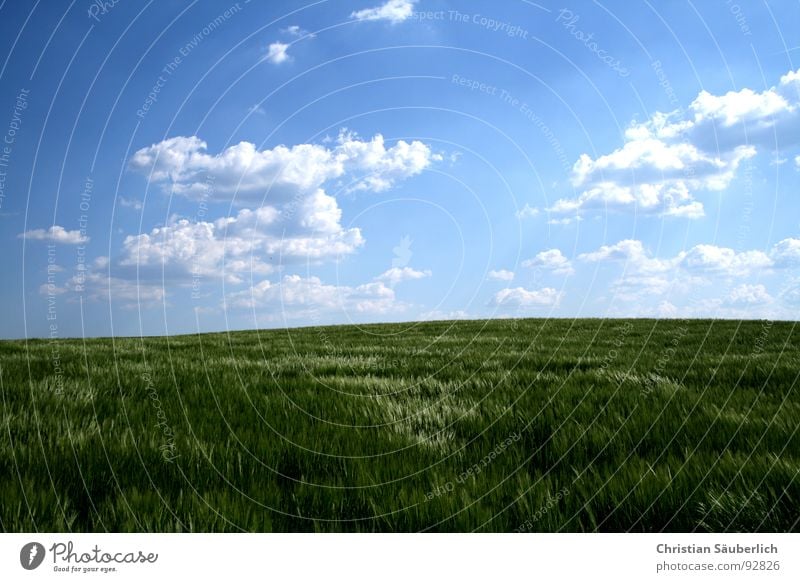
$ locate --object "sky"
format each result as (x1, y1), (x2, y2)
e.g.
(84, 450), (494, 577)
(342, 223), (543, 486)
(1, 0), (799, 339)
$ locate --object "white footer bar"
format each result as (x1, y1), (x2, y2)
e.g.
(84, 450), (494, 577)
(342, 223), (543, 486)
(1, 534), (795, 581)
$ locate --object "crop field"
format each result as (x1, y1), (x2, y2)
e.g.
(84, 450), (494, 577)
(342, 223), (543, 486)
(0, 318), (798, 532)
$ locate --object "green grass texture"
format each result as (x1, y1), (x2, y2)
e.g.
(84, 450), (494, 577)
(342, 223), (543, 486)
(1, 318), (797, 532)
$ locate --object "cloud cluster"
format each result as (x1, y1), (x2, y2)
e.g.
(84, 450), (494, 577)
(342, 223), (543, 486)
(118, 131), (440, 287)
(129, 131), (439, 202)
(578, 238), (796, 277)
(118, 204), (364, 285)
(577, 237), (800, 301)
(226, 274), (399, 315)
(549, 68), (800, 219)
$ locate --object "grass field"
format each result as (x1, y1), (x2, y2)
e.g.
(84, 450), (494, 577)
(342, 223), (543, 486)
(1, 318), (798, 532)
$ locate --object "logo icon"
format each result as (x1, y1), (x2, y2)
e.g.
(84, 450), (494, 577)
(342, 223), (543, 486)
(20, 542), (45, 570)
(392, 235), (413, 268)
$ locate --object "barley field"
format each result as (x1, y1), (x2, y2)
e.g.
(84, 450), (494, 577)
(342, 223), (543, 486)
(1, 318), (798, 532)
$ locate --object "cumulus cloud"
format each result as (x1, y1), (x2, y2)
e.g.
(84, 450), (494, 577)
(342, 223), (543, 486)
(549, 68), (800, 219)
(522, 249), (574, 275)
(780, 278), (800, 305)
(487, 269), (515, 282)
(771, 237), (800, 268)
(351, 0), (416, 23)
(724, 283), (773, 307)
(265, 42), (290, 64)
(129, 131), (440, 202)
(576, 238), (800, 300)
(376, 266), (431, 286)
(20, 226), (88, 245)
(490, 286), (561, 308)
(227, 274), (400, 315)
(578, 239), (784, 278)
(121, 131), (439, 289)
(118, 205), (364, 285)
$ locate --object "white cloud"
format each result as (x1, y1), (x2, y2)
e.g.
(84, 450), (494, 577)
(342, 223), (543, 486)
(487, 269), (515, 282)
(579, 239), (779, 278)
(351, 0), (416, 23)
(547, 215), (584, 226)
(771, 237), (800, 268)
(119, 197), (143, 210)
(578, 240), (673, 273)
(376, 266), (431, 286)
(129, 131), (439, 202)
(123, 131), (438, 288)
(516, 204), (540, 219)
(227, 274), (400, 315)
(550, 68), (800, 219)
(118, 205), (364, 285)
(522, 249), (574, 275)
(265, 42), (290, 64)
(795, 155), (800, 168)
(681, 245), (772, 276)
(20, 226), (88, 245)
(490, 287), (561, 308)
(576, 238), (800, 302)
(282, 25), (313, 38)
(724, 283), (773, 307)
(780, 278), (800, 305)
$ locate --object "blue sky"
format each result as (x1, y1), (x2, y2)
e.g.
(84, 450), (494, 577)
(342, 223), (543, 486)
(2, 0), (799, 338)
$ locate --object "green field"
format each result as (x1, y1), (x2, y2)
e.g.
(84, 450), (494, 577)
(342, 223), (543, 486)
(1, 318), (798, 532)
